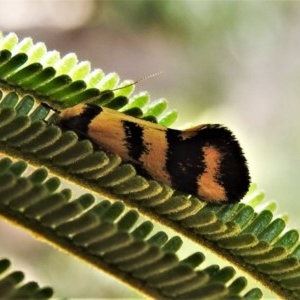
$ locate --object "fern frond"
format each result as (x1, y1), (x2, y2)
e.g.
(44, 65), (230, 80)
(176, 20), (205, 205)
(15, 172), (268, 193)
(0, 91), (299, 297)
(0, 32), (299, 299)
(0, 32), (178, 124)
(0, 158), (260, 299)
(0, 258), (53, 299)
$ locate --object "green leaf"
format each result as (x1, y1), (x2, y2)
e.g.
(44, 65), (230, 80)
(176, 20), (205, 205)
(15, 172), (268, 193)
(144, 98), (167, 116)
(0, 32), (18, 51)
(122, 91), (150, 110)
(159, 110), (178, 127)
(85, 68), (105, 87)
(0, 53), (28, 78)
(0, 259), (53, 299)
(70, 61), (91, 81)
(54, 53), (78, 75)
(97, 72), (119, 90)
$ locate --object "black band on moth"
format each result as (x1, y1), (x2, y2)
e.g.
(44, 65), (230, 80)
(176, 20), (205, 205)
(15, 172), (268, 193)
(165, 129), (205, 196)
(59, 104), (102, 134)
(123, 120), (147, 161)
(210, 126), (250, 203)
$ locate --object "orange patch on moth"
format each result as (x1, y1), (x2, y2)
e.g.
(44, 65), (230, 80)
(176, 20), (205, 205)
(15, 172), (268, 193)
(86, 107), (167, 163)
(88, 110), (132, 161)
(59, 104), (86, 120)
(197, 146), (227, 202)
(139, 127), (172, 185)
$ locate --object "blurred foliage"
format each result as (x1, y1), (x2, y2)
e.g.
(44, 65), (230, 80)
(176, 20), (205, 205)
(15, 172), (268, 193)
(83, 1), (300, 112)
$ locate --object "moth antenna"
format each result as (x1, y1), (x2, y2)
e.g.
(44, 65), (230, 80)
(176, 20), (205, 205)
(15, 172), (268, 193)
(112, 71), (163, 92)
(41, 72), (163, 109)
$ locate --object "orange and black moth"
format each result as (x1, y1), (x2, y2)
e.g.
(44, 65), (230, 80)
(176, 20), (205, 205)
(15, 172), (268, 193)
(57, 103), (250, 203)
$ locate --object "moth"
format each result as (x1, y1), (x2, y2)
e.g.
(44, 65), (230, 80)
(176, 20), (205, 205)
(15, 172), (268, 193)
(55, 102), (250, 203)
